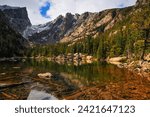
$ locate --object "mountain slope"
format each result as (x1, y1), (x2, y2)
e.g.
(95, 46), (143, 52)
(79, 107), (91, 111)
(135, 0), (150, 6)
(24, 5), (133, 44)
(60, 7), (133, 43)
(24, 0), (150, 45)
(24, 13), (79, 44)
(0, 10), (28, 57)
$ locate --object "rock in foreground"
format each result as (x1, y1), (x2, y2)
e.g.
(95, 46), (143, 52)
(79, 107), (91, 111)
(38, 72), (52, 79)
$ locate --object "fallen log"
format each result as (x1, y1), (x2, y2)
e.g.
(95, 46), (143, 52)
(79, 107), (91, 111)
(0, 81), (31, 89)
(1, 92), (18, 100)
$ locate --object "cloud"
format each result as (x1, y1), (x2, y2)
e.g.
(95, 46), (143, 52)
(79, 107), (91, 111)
(0, 0), (137, 25)
(47, 0), (137, 20)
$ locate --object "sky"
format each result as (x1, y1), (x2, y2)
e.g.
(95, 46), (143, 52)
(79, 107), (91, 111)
(0, 0), (137, 25)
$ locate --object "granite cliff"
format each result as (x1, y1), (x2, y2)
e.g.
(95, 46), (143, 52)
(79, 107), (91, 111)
(0, 5), (31, 35)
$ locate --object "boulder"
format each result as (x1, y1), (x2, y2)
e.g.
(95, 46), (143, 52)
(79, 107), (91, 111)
(141, 61), (150, 72)
(1, 73), (6, 75)
(144, 54), (150, 61)
(86, 56), (93, 60)
(134, 68), (141, 73)
(38, 72), (52, 79)
(108, 57), (127, 62)
(86, 60), (92, 64)
(12, 67), (21, 69)
(117, 63), (124, 68)
(109, 61), (122, 65)
(74, 53), (78, 56)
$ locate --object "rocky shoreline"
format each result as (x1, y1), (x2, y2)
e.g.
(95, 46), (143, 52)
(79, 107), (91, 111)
(0, 53), (149, 79)
(107, 54), (150, 79)
(37, 53), (150, 79)
(123, 60), (150, 79)
(48, 53), (96, 63)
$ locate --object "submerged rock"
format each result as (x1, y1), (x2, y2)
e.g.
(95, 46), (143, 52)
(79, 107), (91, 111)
(0, 73), (6, 75)
(38, 72), (52, 79)
(12, 67), (21, 69)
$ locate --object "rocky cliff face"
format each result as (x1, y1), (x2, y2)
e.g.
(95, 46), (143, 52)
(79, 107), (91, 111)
(0, 10), (28, 57)
(136, 0), (150, 6)
(24, 13), (78, 44)
(15, 0), (146, 44)
(25, 7), (132, 44)
(0, 5), (31, 35)
(60, 9), (128, 43)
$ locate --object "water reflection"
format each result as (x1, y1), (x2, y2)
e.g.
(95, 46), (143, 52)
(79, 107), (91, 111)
(26, 59), (125, 86)
(27, 90), (58, 100)
(0, 59), (150, 100)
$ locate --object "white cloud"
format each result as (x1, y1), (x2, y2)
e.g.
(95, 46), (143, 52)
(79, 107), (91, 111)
(39, 0), (49, 6)
(0, 0), (137, 25)
(47, 0), (137, 20)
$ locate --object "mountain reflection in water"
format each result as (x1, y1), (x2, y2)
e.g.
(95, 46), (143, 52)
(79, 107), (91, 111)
(0, 59), (150, 100)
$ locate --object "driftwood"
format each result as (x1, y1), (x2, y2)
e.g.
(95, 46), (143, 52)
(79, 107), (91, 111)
(0, 77), (17, 81)
(1, 92), (18, 99)
(0, 81), (31, 89)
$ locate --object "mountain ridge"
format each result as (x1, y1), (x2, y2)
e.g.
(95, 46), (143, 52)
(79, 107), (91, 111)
(1, 0), (149, 45)
(24, 7), (133, 44)
(24, 0), (150, 44)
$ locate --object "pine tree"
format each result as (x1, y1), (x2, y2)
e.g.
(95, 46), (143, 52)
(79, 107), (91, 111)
(97, 35), (106, 60)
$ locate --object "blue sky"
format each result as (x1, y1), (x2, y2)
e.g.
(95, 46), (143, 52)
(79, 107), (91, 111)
(0, 0), (137, 25)
(40, 1), (51, 18)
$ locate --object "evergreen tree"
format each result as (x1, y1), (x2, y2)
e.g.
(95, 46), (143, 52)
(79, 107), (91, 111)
(97, 35), (106, 60)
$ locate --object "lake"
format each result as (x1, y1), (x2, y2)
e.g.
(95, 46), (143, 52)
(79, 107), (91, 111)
(0, 59), (150, 100)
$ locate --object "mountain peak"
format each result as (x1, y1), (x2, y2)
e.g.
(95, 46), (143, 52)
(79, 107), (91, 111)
(0, 5), (22, 11)
(0, 5), (31, 34)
